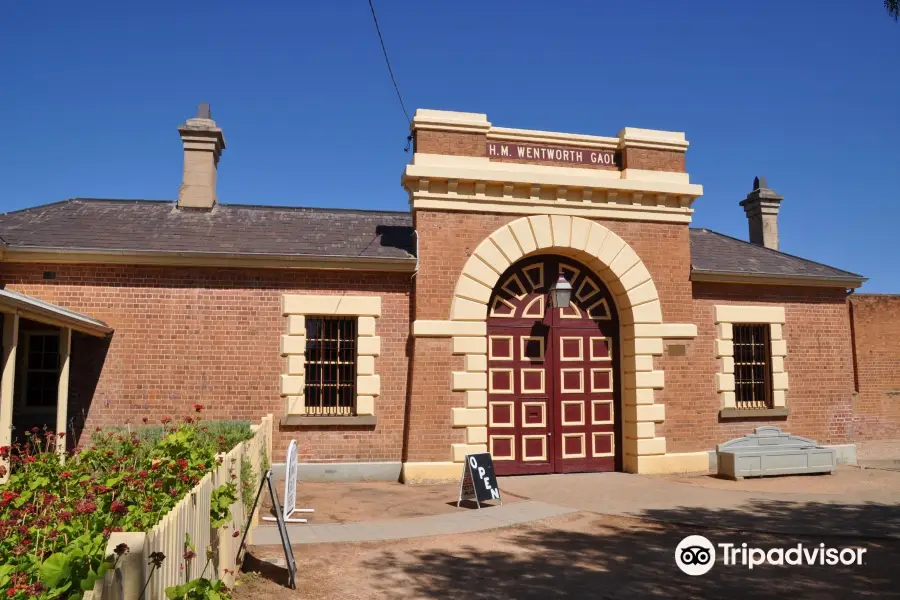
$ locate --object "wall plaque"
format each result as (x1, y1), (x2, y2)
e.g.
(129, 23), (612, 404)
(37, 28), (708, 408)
(487, 141), (617, 167)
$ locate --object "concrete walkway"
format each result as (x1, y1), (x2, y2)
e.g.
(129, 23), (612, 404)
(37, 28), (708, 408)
(500, 472), (900, 539)
(251, 470), (900, 545)
(250, 500), (575, 545)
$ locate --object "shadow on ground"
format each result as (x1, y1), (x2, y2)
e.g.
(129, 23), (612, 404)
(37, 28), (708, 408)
(361, 501), (900, 599)
(241, 552), (293, 590)
(638, 497), (900, 539)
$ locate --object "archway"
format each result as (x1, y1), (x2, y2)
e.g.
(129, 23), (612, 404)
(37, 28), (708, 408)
(486, 255), (621, 475)
(448, 215), (667, 474)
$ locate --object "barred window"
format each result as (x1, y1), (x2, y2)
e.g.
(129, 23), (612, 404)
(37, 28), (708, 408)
(733, 324), (772, 409)
(304, 317), (357, 416)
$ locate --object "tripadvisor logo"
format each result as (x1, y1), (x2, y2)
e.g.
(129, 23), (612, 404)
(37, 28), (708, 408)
(675, 535), (716, 576)
(675, 535), (867, 575)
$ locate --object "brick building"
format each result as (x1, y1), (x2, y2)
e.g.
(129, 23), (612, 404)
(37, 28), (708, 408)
(0, 106), (895, 483)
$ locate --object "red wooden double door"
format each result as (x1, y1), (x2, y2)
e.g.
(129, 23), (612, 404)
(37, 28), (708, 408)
(486, 255), (621, 475)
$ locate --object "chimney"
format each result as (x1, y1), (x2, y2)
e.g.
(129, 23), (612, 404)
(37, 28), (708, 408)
(739, 176), (783, 250)
(177, 103), (226, 210)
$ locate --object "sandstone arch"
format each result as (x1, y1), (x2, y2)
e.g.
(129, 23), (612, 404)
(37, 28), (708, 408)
(447, 215), (669, 473)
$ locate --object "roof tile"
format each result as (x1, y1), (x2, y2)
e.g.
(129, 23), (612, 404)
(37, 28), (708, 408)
(0, 199), (416, 260)
(690, 229), (863, 282)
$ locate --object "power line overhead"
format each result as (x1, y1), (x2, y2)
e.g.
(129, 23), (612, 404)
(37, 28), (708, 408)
(367, 0), (411, 126)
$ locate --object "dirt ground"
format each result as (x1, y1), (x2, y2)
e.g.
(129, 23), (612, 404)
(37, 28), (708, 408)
(236, 511), (900, 599)
(260, 480), (518, 524)
(662, 464), (900, 495)
(856, 439), (900, 462)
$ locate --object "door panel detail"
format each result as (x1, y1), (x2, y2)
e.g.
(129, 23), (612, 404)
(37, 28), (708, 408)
(487, 255), (621, 476)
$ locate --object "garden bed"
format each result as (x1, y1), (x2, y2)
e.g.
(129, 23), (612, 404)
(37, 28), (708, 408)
(0, 408), (267, 600)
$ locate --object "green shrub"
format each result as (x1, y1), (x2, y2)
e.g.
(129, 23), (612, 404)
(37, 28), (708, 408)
(92, 420), (253, 455)
(0, 408), (255, 600)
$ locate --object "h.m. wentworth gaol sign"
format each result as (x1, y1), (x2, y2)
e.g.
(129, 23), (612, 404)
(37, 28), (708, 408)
(487, 141), (617, 167)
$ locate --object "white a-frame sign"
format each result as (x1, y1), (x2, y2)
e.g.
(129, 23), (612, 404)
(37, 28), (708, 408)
(263, 439), (314, 523)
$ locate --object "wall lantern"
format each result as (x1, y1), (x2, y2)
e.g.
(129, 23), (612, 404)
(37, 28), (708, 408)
(549, 272), (573, 309)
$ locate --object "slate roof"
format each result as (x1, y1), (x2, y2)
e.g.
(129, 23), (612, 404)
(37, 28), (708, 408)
(0, 199), (416, 260)
(0, 199), (865, 285)
(690, 228), (864, 284)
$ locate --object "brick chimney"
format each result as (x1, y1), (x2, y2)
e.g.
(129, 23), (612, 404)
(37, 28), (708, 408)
(177, 103), (226, 210)
(740, 176), (783, 250)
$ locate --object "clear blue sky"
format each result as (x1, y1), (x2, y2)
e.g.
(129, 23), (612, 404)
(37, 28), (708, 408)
(1, 1), (898, 290)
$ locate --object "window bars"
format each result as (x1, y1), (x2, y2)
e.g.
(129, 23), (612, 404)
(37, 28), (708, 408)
(732, 324), (772, 410)
(304, 317), (357, 416)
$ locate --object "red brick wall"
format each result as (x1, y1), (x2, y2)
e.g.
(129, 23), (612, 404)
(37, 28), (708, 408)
(414, 131), (486, 157)
(413, 210), (693, 323)
(0, 263), (412, 463)
(407, 208), (694, 462)
(661, 283), (856, 452)
(621, 147), (686, 172)
(849, 294), (900, 439)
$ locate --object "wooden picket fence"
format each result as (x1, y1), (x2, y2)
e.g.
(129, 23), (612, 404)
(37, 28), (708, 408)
(84, 414), (273, 600)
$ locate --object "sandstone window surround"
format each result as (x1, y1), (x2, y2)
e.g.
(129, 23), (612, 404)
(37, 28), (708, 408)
(279, 295), (381, 426)
(714, 305), (789, 419)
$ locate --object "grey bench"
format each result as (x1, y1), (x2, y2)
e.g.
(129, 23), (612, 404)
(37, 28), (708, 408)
(716, 426), (836, 480)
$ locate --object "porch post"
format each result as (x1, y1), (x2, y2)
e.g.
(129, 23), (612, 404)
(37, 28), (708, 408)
(0, 312), (20, 483)
(56, 327), (72, 458)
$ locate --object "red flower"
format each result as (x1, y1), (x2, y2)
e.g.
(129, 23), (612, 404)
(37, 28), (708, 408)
(57, 432), (65, 438)
(58, 510), (73, 521)
(142, 417), (149, 424)
(183, 550), (197, 560)
(196, 463), (206, 470)
(232, 530), (240, 538)
(75, 500), (97, 515)
(60, 471), (72, 479)
(0, 446), (9, 457)
(184, 416), (194, 424)
(161, 416), (172, 425)
(148, 551), (166, 567)
(110, 500), (127, 514)
(139, 470), (148, 478)
(177, 458), (188, 470)
(193, 404), (204, 413)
